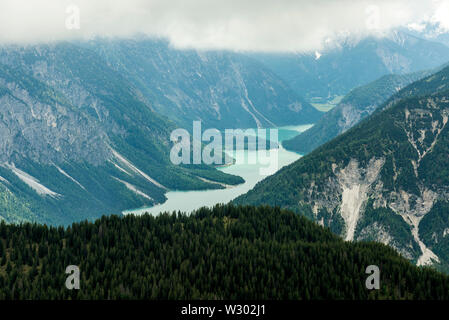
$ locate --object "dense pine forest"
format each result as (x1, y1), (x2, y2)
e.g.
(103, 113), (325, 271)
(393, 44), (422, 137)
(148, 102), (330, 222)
(0, 204), (448, 300)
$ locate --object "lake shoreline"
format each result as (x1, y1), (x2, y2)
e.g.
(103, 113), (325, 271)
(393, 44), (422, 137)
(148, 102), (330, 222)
(123, 124), (313, 216)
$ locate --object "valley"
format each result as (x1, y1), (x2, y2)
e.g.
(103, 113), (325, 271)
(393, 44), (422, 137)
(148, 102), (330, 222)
(0, 41), (318, 225)
(124, 125), (311, 216)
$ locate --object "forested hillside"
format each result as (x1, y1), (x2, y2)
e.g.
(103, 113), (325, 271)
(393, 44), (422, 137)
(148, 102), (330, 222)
(236, 65), (449, 270)
(283, 71), (429, 154)
(0, 205), (448, 300)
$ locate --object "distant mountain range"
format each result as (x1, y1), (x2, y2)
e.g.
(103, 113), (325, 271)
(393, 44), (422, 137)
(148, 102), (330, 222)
(250, 31), (449, 103)
(235, 65), (449, 271)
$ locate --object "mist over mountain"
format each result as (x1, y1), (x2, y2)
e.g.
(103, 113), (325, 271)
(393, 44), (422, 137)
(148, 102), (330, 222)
(404, 22), (449, 48)
(250, 31), (449, 103)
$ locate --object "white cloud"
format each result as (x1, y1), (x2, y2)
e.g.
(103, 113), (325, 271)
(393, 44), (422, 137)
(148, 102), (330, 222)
(407, 23), (427, 32)
(432, 0), (449, 30)
(0, 0), (444, 52)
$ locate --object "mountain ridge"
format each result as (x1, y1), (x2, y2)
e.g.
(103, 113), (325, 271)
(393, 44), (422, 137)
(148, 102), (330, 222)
(283, 71), (431, 154)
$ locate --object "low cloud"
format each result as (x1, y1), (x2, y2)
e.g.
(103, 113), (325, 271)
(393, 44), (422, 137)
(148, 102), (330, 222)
(0, 0), (447, 52)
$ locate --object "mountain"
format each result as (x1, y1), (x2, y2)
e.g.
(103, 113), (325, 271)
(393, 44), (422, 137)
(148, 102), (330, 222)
(85, 38), (322, 129)
(1, 204), (449, 300)
(0, 43), (244, 225)
(0, 38), (324, 225)
(250, 31), (449, 104)
(235, 65), (449, 271)
(283, 71), (430, 154)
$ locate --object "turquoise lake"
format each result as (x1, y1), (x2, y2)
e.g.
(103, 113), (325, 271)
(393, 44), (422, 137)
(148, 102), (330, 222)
(123, 124), (312, 216)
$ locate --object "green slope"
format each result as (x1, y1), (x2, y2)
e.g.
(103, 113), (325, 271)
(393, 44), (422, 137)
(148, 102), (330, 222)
(235, 65), (449, 270)
(284, 71), (430, 154)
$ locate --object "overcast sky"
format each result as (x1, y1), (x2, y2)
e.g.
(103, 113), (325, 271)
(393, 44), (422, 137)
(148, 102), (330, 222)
(0, 0), (448, 52)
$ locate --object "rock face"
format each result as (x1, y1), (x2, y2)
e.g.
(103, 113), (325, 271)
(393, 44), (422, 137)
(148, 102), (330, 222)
(0, 48), (171, 224)
(304, 155), (442, 265)
(0, 64), (111, 165)
(336, 158), (385, 241)
(235, 66), (449, 270)
(88, 39), (322, 129)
